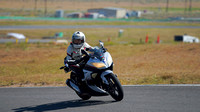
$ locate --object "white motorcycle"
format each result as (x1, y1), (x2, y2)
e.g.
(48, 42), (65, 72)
(60, 41), (124, 101)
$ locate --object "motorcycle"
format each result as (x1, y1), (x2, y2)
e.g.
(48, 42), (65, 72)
(60, 41), (124, 101)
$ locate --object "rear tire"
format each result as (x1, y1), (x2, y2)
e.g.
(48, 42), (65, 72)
(106, 73), (124, 101)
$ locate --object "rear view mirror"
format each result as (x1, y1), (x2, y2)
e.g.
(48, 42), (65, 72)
(99, 40), (104, 48)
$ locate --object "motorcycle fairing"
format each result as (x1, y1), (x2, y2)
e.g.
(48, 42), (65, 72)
(103, 52), (113, 67)
(100, 70), (113, 85)
(86, 83), (109, 96)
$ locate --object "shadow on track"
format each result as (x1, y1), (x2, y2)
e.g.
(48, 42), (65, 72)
(13, 99), (116, 112)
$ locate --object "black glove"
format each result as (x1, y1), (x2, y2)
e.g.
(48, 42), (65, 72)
(64, 66), (70, 73)
(85, 48), (90, 51)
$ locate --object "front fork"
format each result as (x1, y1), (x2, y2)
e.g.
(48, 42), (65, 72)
(100, 70), (114, 85)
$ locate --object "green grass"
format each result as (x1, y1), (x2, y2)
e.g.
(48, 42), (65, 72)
(1, 19), (200, 26)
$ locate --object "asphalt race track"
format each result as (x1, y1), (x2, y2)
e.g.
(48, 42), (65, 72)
(0, 85), (200, 112)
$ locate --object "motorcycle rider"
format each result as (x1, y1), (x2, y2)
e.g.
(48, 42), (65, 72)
(64, 31), (93, 81)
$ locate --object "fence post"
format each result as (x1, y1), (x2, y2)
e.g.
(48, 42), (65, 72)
(16, 39), (18, 44)
(118, 29), (124, 38)
(25, 38), (29, 43)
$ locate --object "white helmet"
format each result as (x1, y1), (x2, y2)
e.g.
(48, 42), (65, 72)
(72, 31), (86, 49)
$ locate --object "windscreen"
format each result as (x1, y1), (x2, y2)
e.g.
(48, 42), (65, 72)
(89, 46), (104, 61)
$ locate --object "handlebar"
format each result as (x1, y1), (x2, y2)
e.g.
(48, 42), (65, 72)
(60, 66), (65, 69)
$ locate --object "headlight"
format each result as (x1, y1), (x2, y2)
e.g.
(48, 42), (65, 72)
(91, 73), (98, 79)
(91, 62), (106, 68)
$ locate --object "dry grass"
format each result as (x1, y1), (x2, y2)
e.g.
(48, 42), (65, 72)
(0, 43), (200, 87)
(0, 43), (68, 86)
(0, 0), (200, 18)
(0, 0), (200, 11)
(1, 20), (200, 26)
(110, 44), (200, 85)
(0, 26), (200, 87)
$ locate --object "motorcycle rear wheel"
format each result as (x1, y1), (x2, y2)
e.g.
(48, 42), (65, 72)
(106, 73), (124, 101)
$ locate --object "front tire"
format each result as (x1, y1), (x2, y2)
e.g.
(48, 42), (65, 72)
(106, 73), (124, 101)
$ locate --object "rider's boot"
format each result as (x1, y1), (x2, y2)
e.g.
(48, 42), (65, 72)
(66, 79), (81, 93)
(66, 79), (89, 96)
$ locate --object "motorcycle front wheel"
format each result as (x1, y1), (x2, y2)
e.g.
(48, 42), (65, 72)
(105, 73), (124, 101)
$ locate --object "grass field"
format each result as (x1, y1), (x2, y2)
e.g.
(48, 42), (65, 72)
(1, 0), (200, 11)
(1, 20), (200, 26)
(0, 42), (200, 87)
(0, 22), (200, 87)
(1, 26), (200, 44)
(1, 0), (200, 87)
(1, 0), (200, 18)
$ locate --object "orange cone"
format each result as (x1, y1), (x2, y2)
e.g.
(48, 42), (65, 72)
(157, 35), (160, 44)
(145, 34), (148, 43)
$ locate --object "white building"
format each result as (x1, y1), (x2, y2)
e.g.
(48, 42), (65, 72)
(88, 7), (126, 18)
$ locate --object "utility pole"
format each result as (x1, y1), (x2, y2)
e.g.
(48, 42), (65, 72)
(189, 0), (192, 12)
(166, 0), (169, 13)
(184, 0), (188, 13)
(34, 0), (37, 11)
(44, 0), (47, 17)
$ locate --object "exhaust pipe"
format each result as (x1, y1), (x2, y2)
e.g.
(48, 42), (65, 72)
(66, 79), (81, 93)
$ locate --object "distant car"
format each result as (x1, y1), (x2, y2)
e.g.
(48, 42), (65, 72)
(7, 33), (26, 39)
(174, 35), (199, 43)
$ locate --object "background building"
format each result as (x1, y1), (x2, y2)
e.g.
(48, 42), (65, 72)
(88, 7), (126, 18)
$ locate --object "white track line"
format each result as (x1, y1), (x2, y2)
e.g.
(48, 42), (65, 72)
(123, 84), (200, 87)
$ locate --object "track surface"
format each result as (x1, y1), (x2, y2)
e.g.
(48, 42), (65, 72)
(0, 85), (200, 112)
